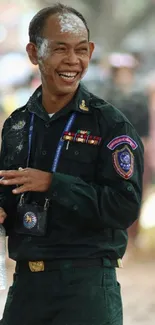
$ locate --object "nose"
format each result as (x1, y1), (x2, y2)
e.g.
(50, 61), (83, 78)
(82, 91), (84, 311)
(65, 49), (79, 65)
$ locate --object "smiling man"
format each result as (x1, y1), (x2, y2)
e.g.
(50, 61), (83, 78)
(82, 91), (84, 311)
(0, 3), (144, 325)
(26, 8), (94, 114)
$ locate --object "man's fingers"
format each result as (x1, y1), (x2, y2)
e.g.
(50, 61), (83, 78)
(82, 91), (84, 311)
(12, 185), (29, 194)
(0, 170), (19, 178)
(0, 170), (27, 179)
(0, 176), (28, 186)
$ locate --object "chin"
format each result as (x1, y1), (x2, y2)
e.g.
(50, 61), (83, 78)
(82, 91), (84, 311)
(56, 84), (79, 95)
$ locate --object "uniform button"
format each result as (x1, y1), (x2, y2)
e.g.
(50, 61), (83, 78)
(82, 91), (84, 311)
(45, 123), (50, 128)
(75, 151), (79, 156)
(127, 186), (132, 192)
(52, 191), (57, 197)
(42, 150), (47, 155)
(73, 205), (78, 211)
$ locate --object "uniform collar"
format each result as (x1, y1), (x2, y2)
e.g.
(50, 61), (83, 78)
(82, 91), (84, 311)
(27, 83), (92, 121)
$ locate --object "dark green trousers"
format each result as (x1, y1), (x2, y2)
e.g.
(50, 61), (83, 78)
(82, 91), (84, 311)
(0, 262), (123, 325)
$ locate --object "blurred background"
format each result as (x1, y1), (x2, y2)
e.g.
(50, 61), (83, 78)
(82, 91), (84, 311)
(0, 0), (155, 324)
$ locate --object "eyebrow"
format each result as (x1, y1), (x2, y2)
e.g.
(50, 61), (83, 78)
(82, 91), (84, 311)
(54, 40), (88, 46)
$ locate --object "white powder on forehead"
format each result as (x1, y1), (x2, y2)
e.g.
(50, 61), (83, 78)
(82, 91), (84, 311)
(58, 13), (86, 35)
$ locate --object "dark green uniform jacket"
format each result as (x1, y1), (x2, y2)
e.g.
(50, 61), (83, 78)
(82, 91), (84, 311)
(0, 84), (144, 262)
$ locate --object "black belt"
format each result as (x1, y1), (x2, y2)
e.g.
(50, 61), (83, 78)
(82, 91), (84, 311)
(16, 258), (122, 273)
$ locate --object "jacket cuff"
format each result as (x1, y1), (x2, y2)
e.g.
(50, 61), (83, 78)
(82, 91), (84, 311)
(47, 172), (78, 211)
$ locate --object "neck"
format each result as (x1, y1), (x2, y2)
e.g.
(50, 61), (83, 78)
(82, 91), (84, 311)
(42, 85), (77, 114)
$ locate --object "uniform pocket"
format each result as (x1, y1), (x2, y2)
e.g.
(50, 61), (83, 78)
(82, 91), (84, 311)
(58, 142), (99, 179)
(61, 141), (98, 162)
(57, 267), (110, 325)
(103, 268), (123, 324)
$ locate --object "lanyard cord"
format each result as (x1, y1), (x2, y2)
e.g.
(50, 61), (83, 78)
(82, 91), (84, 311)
(27, 112), (76, 172)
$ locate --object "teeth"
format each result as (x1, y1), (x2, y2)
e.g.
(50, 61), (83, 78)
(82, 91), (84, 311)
(59, 72), (77, 77)
(60, 75), (75, 80)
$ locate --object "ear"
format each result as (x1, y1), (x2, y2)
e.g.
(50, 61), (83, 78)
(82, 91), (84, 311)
(26, 42), (38, 66)
(88, 42), (95, 60)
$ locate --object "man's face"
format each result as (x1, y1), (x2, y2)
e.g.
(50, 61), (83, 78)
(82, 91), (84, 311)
(27, 13), (94, 95)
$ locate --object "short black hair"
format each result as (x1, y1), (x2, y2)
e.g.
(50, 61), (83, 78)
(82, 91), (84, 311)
(29, 3), (90, 45)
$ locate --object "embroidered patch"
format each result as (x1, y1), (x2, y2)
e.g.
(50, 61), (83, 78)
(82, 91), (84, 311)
(107, 135), (138, 150)
(23, 212), (37, 229)
(113, 146), (134, 179)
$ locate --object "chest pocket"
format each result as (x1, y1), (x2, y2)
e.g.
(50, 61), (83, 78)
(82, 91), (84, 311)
(58, 141), (99, 181)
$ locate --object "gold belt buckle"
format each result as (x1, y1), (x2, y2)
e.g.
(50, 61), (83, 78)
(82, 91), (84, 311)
(29, 261), (45, 272)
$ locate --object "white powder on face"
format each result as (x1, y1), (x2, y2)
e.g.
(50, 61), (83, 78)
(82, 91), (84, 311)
(58, 13), (86, 35)
(37, 38), (50, 59)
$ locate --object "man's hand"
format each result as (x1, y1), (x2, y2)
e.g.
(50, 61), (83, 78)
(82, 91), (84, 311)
(0, 168), (52, 194)
(0, 207), (7, 224)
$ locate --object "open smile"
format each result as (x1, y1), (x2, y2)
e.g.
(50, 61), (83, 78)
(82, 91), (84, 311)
(57, 71), (79, 82)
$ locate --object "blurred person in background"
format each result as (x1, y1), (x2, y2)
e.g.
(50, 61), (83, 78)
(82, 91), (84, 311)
(146, 77), (155, 182)
(82, 44), (106, 97)
(0, 100), (4, 114)
(0, 4), (143, 325)
(1, 72), (41, 116)
(103, 53), (151, 249)
(0, 97), (7, 137)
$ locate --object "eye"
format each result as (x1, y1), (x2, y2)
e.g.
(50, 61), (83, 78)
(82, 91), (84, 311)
(54, 47), (66, 53)
(76, 48), (88, 53)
